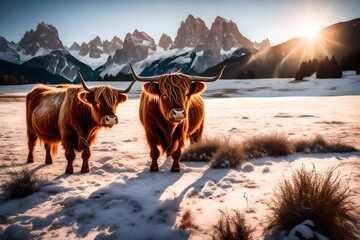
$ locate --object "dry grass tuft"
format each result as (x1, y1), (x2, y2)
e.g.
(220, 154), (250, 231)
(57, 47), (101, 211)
(293, 135), (358, 153)
(180, 137), (220, 162)
(265, 166), (360, 240)
(210, 142), (245, 169)
(181, 136), (245, 169)
(1, 167), (45, 199)
(181, 134), (358, 169)
(242, 133), (293, 159)
(213, 210), (254, 240)
(178, 209), (198, 230)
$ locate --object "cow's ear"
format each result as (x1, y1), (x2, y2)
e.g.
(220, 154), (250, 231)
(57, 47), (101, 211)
(117, 93), (128, 104)
(78, 91), (93, 105)
(190, 82), (206, 95)
(143, 82), (160, 97)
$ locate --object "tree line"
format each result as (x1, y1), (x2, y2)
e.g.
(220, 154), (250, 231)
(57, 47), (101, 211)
(0, 74), (30, 85)
(295, 49), (360, 80)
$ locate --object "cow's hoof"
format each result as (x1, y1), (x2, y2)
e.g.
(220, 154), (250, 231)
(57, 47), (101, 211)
(27, 159), (34, 163)
(81, 168), (90, 173)
(170, 168), (180, 173)
(45, 160), (53, 164)
(150, 167), (159, 172)
(65, 169), (73, 174)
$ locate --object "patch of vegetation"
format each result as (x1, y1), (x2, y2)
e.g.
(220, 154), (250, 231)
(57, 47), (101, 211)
(181, 134), (358, 169)
(181, 136), (245, 169)
(1, 167), (45, 199)
(213, 210), (254, 240)
(180, 136), (220, 162)
(242, 133), (293, 159)
(293, 135), (358, 153)
(265, 166), (360, 240)
(178, 209), (198, 230)
(210, 143), (245, 169)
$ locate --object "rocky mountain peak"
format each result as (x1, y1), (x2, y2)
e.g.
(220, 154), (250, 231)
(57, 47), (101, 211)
(158, 34), (173, 50)
(112, 30), (157, 66)
(103, 36), (123, 54)
(69, 42), (80, 51)
(18, 22), (64, 56)
(207, 16), (254, 52)
(123, 30), (157, 51)
(79, 42), (89, 56)
(172, 14), (209, 50)
(92, 36), (103, 47)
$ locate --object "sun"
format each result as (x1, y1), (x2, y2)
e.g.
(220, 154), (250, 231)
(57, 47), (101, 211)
(305, 25), (319, 41)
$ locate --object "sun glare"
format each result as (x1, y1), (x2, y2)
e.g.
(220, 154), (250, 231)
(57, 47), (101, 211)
(305, 25), (319, 41)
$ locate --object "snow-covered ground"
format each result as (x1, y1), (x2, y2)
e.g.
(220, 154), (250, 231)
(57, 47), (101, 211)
(0, 72), (359, 239)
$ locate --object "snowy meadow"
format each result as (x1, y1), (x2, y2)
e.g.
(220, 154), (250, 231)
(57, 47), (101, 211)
(0, 73), (359, 239)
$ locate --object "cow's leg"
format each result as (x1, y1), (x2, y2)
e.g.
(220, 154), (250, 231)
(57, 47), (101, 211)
(81, 146), (91, 173)
(146, 134), (160, 172)
(190, 121), (204, 144)
(27, 133), (37, 163)
(171, 140), (185, 173)
(171, 147), (182, 173)
(150, 145), (160, 172)
(64, 147), (75, 174)
(63, 136), (76, 174)
(44, 143), (53, 164)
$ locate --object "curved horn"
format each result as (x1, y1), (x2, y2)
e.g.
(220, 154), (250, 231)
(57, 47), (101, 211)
(78, 72), (92, 92)
(116, 80), (136, 93)
(188, 65), (226, 82)
(130, 64), (161, 82)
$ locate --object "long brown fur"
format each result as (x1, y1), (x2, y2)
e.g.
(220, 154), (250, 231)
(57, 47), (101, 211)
(26, 84), (126, 173)
(158, 73), (191, 106)
(139, 74), (205, 172)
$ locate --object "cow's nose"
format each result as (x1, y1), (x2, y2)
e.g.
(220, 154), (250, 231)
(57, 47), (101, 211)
(170, 108), (186, 121)
(105, 115), (118, 125)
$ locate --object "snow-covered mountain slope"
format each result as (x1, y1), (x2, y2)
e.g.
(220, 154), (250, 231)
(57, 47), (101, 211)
(0, 37), (21, 64)
(23, 50), (95, 82)
(69, 50), (111, 70)
(100, 46), (248, 77)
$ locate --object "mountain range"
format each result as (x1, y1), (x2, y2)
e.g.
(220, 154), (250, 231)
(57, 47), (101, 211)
(203, 18), (360, 79)
(0, 16), (359, 84)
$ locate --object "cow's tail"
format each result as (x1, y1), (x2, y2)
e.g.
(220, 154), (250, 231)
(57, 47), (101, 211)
(51, 144), (58, 157)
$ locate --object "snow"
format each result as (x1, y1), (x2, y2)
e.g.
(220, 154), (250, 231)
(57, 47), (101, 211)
(18, 47), (52, 62)
(99, 47), (194, 76)
(69, 50), (111, 70)
(0, 72), (359, 239)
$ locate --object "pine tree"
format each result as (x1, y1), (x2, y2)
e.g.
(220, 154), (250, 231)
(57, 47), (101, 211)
(316, 59), (325, 78)
(330, 55), (342, 78)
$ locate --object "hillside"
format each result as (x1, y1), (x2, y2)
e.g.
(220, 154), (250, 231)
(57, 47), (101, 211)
(204, 18), (360, 78)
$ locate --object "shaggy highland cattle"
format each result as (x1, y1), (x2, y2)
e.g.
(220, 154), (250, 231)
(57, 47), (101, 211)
(130, 65), (225, 172)
(26, 73), (135, 174)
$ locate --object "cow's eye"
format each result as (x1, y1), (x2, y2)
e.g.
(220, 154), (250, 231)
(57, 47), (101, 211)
(161, 93), (167, 98)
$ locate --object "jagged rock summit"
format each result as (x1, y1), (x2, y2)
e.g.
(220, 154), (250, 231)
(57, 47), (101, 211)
(19, 22), (64, 56)
(112, 29), (156, 65)
(158, 34), (173, 50)
(172, 14), (209, 50)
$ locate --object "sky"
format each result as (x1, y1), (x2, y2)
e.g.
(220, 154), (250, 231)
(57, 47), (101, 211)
(0, 0), (359, 47)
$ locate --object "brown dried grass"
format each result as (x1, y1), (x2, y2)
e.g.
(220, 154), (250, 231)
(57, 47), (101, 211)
(181, 134), (358, 169)
(1, 167), (44, 199)
(178, 209), (198, 230)
(213, 210), (254, 240)
(265, 166), (360, 240)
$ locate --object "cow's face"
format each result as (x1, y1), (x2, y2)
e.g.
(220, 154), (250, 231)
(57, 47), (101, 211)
(142, 74), (206, 123)
(78, 86), (128, 127)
